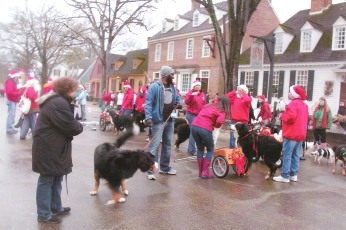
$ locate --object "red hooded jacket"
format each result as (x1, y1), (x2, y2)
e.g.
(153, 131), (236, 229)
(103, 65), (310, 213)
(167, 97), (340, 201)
(184, 90), (206, 115)
(122, 88), (134, 110)
(5, 79), (20, 102)
(192, 104), (226, 132)
(281, 98), (309, 141)
(226, 91), (252, 123)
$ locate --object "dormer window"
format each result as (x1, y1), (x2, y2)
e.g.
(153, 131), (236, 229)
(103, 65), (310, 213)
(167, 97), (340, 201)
(174, 17), (179, 30)
(332, 16), (346, 50)
(193, 11), (199, 27)
(301, 30), (312, 52)
(275, 33), (283, 54)
(162, 20), (167, 33)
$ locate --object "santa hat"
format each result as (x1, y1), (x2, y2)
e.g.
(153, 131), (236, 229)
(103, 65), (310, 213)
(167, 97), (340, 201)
(192, 80), (201, 89)
(139, 86), (147, 94)
(9, 70), (20, 78)
(237, 84), (248, 93)
(19, 69), (26, 75)
(47, 77), (53, 83)
(289, 85), (306, 100)
(257, 95), (266, 100)
(123, 81), (131, 88)
(26, 75), (36, 85)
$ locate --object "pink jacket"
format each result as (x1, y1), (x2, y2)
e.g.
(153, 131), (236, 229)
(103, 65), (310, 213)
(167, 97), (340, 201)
(257, 101), (272, 121)
(281, 98), (309, 141)
(192, 104), (226, 132)
(184, 90), (206, 115)
(122, 88), (134, 110)
(5, 79), (20, 102)
(226, 91), (252, 123)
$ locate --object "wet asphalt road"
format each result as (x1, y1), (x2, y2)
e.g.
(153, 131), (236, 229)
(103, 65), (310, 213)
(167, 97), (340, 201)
(0, 98), (346, 230)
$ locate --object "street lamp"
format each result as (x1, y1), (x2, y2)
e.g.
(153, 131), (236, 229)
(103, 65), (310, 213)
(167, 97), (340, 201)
(250, 34), (275, 103)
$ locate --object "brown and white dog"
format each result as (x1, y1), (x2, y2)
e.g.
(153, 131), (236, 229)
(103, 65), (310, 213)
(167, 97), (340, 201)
(90, 124), (156, 204)
(310, 145), (334, 164)
(331, 145), (346, 175)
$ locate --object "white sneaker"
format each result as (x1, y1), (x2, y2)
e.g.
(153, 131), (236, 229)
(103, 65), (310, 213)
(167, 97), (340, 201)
(273, 175), (290, 183)
(147, 171), (156, 180)
(289, 175), (298, 182)
(159, 168), (177, 175)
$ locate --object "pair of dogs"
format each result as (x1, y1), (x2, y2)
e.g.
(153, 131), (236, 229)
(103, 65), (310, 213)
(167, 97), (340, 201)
(107, 109), (146, 135)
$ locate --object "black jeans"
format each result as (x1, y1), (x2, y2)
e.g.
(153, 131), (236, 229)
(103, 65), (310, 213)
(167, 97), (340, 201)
(313, 128), (326, 144)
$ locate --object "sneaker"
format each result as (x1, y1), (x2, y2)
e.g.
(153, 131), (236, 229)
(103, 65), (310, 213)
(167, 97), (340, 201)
(289, 175), (298, 182)
(147, 171), (156, 180)
(38, 216), (61, 224)
(159, 168), (177, 175)
(6, 130), (18, 134)
(273, 175), (290, 183)
(52, 207), (71, 216)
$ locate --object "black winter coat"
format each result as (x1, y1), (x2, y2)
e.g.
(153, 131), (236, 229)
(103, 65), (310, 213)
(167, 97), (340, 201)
(32, 92), (83, 176)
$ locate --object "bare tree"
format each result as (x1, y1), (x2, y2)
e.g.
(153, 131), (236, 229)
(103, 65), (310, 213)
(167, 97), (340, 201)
(65, 0), (156, 92)
(195, 0), (261, 93)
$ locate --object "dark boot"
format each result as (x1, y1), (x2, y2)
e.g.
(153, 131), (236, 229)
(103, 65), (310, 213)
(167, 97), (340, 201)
(197, 158), (204, 177)
(14, 115), (24, 128)
(200, 159), (214, 179)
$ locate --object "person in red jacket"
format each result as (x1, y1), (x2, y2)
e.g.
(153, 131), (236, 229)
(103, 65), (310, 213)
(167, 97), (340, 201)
(135, 86), (147, 113)
(256, 95), (272, 125)
(101, 91), (116, 112)
(42, 77), (53, 95)
(122, 81), (134, 116)
(5, 70), (21, 134)
(191, 96), (230, 178)
(184, 80), (206, 155)
(226, 84), (252, 148)
(273, 85), (309, 183)
(19, 75), (39, 140)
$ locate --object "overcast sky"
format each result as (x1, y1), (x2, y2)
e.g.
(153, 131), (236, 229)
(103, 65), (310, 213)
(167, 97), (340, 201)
(0, 0), (344, 48)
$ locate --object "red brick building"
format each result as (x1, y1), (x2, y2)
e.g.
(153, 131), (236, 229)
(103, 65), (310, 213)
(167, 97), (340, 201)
(147, 0), (279, 97)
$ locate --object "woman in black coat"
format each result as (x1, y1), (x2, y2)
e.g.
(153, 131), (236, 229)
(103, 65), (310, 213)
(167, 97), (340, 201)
(32, 77), (83, 224)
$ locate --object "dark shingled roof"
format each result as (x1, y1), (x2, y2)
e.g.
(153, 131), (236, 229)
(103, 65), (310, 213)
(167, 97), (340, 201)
(107, 49), (148, 75)
(240, 2), (346, 64)
(70, 58), (97, 83)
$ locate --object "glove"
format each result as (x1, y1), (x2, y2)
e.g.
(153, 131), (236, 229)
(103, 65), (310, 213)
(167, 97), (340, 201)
(146, 119), (153, 127)
(176, 104), (183, 110)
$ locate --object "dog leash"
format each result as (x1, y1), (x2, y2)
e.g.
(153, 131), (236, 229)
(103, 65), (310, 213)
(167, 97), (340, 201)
(144, 104), (179, 150)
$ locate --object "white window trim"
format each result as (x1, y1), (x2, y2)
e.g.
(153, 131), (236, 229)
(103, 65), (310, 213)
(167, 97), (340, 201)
(332, 25), (346, 50)
(200, 70), (210, 78)
(300, 30), (312, 52)
(174, 17), (179, 31)
(167, 41), (174, 61)
(202, 40), (210, 58)
(275, 33), (283, 54)
(193, 11), (199, 27)
(154, 43), (161, 62)
(186, 38), (194, 59)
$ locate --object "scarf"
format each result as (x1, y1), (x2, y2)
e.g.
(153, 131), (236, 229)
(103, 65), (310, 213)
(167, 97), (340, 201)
(312, 105), (327, 129)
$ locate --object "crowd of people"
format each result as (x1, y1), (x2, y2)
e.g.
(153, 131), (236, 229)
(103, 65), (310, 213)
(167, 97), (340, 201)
(3, 66), (346, 224)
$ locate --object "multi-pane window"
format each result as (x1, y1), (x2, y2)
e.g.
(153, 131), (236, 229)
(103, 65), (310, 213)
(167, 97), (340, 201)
(167, 41), (174, 61)
(153, 72), (160, 81)
(193, 12), (199, 27)
(245, 72), (254, 95)
(202, 40), (210, 57)
(301, 31), (312, 52)
(174, 18), (179, 30)
(296, 70), (308, 91)
(186, 38), (194, 59)
(275, 33), (283, 54)
(200, 70), (210, 79)
(273, 71), (280, 98)
(333, 26), (346, 49)
(181, 73), (192, 93)
(154, 43), (161, 62)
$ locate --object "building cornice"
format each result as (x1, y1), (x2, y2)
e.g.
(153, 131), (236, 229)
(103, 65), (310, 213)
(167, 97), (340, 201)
(239, 62), (345, 70)
(148, 29), (215, 44)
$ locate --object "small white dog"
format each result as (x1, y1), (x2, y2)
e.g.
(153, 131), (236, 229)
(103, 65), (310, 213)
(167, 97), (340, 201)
(310, 147), (335, 164)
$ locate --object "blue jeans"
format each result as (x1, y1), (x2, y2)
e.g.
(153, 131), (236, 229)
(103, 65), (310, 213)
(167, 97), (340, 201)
(20, 112), (37, 139)
(191, 126), (214, 159)
(36, 175), (64, 220)
(123, 109), (132, 116)
(280, 138), (302, 179)
(185, 112), (197, 154)
(148, 121), (174, 172)
(6, 99), (17, 132)
(80, 104), (86, 120)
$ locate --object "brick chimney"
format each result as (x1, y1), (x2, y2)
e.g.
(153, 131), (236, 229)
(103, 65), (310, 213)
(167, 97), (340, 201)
(191, 0), (200, 11)
(310, 0), (332, 14)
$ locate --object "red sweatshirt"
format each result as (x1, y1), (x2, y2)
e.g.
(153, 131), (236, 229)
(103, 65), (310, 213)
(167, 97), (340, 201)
(192, 104), (226, 132)
(5, 79), (20, 102)
(226, 91), (252, 123)
(135, 93), (146, 112)
(184, 90), (206, 115)
(122, 88), (134, 110)
(257, 101), (272, 121)
(21, 86), (39, 109)
(281, 98), (309, 141)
